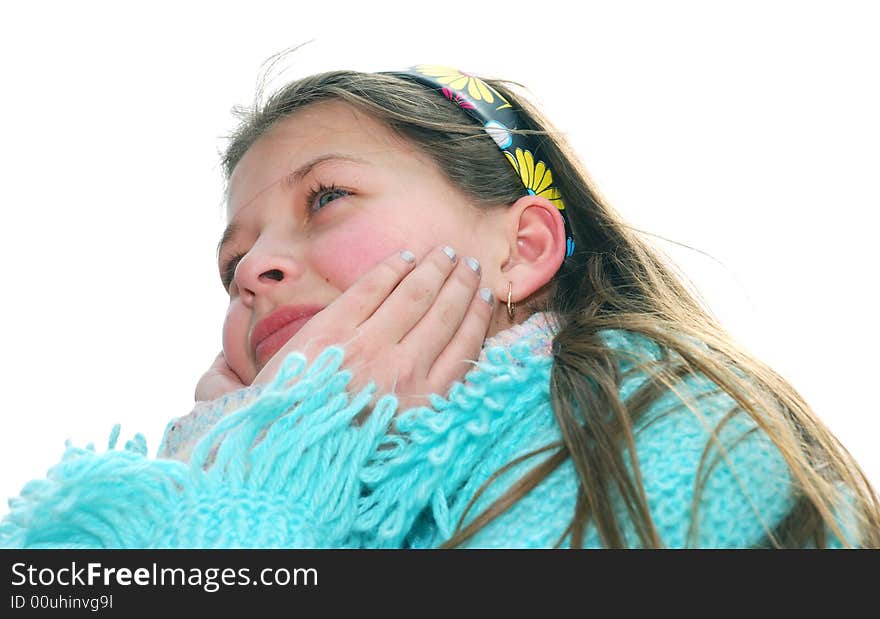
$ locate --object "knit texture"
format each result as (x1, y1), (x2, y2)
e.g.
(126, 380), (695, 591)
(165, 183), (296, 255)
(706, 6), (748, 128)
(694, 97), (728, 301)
(0, 314), (856, 548)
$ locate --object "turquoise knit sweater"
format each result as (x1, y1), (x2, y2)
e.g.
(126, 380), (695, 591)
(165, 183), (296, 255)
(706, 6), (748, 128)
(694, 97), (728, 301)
(0, 313), (855, 548)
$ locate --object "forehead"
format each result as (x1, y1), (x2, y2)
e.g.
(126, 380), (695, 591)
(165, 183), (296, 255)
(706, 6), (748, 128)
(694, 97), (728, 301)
(227, 100), (425, 211)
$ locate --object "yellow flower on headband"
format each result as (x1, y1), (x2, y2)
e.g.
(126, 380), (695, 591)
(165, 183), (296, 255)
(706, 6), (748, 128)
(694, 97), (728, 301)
(415, 65), (512, 110)
(504, 148), (565, 211)
(392, 64), (574, 256)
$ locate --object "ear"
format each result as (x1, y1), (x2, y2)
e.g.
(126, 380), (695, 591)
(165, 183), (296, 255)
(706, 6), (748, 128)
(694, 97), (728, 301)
(497, 194), (567, 307)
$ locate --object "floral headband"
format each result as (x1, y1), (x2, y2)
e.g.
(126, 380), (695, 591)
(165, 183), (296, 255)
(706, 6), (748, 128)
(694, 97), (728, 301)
(380, 64), (575, 257)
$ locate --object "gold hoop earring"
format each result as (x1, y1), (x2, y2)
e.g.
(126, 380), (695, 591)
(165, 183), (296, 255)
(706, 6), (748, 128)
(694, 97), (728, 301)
(507, 282), (516, 321)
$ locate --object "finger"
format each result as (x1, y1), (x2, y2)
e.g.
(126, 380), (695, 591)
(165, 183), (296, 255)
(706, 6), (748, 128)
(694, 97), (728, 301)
(208, 351), (228, 371)
(362, 244), (459, 345)
(253, 249), (418, 383)
(426, 284), (495, 389)
(399, 253), (483, 375)
(195, 369), (244, 402)
(324, 248), (418, 326)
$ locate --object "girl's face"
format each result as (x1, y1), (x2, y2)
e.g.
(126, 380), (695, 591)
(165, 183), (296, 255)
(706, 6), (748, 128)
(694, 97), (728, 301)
(219, 100), (506, 384)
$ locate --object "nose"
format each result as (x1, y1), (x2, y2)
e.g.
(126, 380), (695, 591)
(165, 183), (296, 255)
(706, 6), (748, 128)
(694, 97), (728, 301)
(232, 240), (303, 306)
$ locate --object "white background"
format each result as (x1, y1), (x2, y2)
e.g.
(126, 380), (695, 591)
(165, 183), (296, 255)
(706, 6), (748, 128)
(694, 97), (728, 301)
(1, 1), (877, 509)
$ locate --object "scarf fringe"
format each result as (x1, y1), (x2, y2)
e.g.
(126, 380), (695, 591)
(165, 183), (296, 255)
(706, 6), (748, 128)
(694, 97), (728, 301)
(0, 430), (187, 548)
(1, 339), (553, 548)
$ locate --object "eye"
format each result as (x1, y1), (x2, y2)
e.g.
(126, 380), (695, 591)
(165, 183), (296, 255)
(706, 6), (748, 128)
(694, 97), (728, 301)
(306, 183), (351, 213)
(220, 253), (244, 291)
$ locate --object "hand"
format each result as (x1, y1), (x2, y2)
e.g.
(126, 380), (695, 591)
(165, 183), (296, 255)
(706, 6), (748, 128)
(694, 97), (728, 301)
(194, 351), (248, 402)
(252, 245), (495, 411)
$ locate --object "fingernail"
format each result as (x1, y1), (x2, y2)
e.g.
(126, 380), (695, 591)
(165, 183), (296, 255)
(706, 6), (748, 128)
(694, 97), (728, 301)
(479, 287), (494, 305)
(465, 257), (481, 273)
(400, 250), (415, 263)
(442, 246), (457, 262)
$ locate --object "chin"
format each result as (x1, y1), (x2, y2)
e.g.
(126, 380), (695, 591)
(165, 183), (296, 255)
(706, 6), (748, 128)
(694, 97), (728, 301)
(241, 365), (258, 385)
(223, 347), (257, 386)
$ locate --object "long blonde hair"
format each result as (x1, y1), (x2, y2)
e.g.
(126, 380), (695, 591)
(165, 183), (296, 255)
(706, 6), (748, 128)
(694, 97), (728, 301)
(221, 64), (880, 548)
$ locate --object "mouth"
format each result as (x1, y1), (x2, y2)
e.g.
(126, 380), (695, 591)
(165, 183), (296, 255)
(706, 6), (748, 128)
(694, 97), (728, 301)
(251, 304), (324, 368)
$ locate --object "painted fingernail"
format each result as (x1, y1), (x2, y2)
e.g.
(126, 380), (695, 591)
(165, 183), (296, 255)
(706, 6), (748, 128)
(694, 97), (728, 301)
(400, 250), (415, 263)
(442, 246), (457, 262)
(479, 287), (494, 305)
(465, 257), (481, 273)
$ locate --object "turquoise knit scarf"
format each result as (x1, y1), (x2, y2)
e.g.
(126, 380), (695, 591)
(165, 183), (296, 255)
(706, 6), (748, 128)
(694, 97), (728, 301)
(0, 314), (857, 548)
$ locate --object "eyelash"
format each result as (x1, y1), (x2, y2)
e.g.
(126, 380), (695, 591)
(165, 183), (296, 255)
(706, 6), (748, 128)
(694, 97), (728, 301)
(221, 253), (244, 291)
(220, 183), (351, 291)
(305, 182), (350, 214)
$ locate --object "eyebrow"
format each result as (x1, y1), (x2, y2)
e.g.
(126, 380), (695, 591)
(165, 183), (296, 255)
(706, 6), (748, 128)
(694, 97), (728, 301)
(217, 153), (370, 256)
(281, 153), (370, 188)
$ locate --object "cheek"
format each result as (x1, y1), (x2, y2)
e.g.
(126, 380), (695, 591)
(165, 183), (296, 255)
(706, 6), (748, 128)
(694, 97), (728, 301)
(222, 302), (255, 384)
(310, 217), (411, 289)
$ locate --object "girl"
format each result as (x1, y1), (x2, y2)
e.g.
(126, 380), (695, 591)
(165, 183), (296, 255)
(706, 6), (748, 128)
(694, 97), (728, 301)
(2, 64), (877, 548)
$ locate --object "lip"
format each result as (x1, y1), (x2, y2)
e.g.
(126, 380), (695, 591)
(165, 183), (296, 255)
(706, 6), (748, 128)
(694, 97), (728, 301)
(251, 304), (325, 367)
